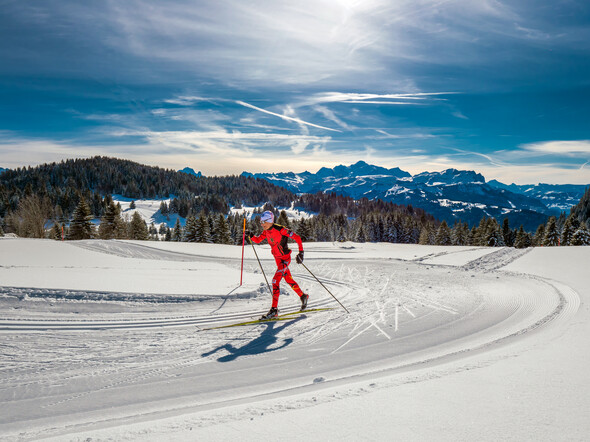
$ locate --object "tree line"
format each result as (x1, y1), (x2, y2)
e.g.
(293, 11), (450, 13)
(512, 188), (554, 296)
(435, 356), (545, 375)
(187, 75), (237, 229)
(4, 191), (588, 249)
(1, 156), (588, 247)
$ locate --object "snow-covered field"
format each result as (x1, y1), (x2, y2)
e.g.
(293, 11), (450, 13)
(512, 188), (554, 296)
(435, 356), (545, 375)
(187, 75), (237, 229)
(111, 195), (312, 231)
(0, 238), (588, 441)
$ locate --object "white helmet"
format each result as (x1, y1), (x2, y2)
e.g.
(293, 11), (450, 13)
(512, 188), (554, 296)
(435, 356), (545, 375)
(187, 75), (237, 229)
(260, 211), (275, 223)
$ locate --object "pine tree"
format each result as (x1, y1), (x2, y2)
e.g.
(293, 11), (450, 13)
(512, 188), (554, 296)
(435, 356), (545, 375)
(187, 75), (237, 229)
(502, 218), (514, 247)
(159, 201), (169, 216)
(570, 186), (590, 226)
(277, 210), (291, 229)
(68, 198), (94, 240)
(472, 218), (487, 246)
(50, 222), (62, 240)
(172, 218), (183, 242)
(485, 219), (504, 247)
(435, 220), (451, 245)
(158, 223), (168, 235)
(419, 224), (432, 245)
(533, 224), (545, 246)
(297, 218), (313, 242)
(99, 201), (125, 239)
(213, 214), (232, 244)
(514, 225), (527, 249)
(560, 214), (579, 246)
(228, 215), (245, 245)
(570, 221), (590, 245)
(195, 212), (212, 243)
(184, 215), (198, 242)
(354, 222), (367, 243)
(129, 212), (149, 240)
(467, 225), (478, 246)
(543, 217), (559, 246)
(149, 222), (158, 239)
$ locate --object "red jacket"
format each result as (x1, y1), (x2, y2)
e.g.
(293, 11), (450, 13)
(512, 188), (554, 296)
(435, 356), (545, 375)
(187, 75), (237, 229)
(251, 224), (303, 259)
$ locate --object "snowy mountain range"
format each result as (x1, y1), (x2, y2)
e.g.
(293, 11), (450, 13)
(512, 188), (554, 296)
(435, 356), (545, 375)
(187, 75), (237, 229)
(243, 161), (589, 230)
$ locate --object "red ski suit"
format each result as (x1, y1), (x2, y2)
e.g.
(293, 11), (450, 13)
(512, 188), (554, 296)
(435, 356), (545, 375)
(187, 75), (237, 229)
(251, 224), (304, 308)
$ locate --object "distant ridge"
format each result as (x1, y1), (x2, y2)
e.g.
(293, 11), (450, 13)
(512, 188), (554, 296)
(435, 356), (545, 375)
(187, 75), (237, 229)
(179, 167), (202, 178)
(0, 156), (437, 231)
(243, 161), (589, 230)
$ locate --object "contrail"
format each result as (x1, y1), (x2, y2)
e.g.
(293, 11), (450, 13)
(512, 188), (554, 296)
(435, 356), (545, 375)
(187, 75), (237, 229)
(236, 100), (341, 132)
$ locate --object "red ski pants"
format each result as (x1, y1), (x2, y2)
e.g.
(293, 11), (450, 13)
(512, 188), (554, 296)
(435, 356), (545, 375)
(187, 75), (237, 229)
(271, 255), (304, 308)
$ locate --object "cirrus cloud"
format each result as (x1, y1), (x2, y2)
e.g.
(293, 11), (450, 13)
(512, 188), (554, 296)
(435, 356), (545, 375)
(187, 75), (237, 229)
(520, 140), (590, 156)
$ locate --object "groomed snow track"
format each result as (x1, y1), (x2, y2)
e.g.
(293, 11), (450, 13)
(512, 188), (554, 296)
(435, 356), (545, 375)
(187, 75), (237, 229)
(0, 242), (581, 441)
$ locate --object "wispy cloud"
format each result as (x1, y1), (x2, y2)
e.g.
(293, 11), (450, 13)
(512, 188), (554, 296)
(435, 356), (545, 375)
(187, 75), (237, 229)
(447, 147), (507, 168)
(313, 105), (353, 131)
(520, 140), (590, 156)
(163, 96), (218, 106)
(373, 129), (436, 140)
(236, 101), (341, 132)
(129, 129), (332, 156)
(304, 92), (453, 106)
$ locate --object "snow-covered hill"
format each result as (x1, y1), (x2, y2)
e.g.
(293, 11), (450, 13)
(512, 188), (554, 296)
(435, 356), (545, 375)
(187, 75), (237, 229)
(244, 161), (589, 230)
(112, 194), (184, 228)
(1, 238), (588, 441)
(111, 195), (312, 230)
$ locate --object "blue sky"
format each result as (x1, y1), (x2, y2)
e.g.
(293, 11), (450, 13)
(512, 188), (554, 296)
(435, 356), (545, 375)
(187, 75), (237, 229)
(1, 0), (590, 184)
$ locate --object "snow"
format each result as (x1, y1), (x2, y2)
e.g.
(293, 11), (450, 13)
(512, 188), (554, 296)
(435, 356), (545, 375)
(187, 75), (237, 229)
(1, 238), (589, 441)
(112, 195), (184, 228)
(229, 203), (315, 221)
(109, 196), (314, 230)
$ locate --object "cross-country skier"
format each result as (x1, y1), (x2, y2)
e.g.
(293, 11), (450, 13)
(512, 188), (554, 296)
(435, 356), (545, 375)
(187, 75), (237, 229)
(246, 210), (308, 319)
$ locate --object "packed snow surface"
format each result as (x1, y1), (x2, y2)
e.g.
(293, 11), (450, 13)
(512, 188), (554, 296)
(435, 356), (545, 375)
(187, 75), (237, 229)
(0, 238), (588, 441)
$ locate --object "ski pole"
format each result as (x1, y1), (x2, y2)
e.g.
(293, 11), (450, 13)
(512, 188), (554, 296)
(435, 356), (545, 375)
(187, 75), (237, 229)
(248, 238), (273, 296)
(300, 262), (349, 313)
(240, 218), (246, 286)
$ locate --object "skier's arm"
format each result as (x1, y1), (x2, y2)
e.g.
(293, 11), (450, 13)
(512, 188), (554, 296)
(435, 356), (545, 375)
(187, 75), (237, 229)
(250, 230), (266, 244)
(280, 227), (303, 252)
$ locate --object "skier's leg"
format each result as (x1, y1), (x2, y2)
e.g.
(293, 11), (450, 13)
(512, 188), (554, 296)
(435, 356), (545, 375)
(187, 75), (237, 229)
(272, 259), (287, 308)
(283, 267), (304, 297)
(280, 254), (304, 297)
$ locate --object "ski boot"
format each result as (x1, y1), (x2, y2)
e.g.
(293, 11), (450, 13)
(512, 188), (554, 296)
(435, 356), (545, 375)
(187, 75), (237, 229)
(261, 307), (279, 320)
(300, 293), (309, 311)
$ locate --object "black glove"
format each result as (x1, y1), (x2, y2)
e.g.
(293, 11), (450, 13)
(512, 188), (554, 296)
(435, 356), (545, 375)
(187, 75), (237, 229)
(296, 251), (304, 264)
(244, 230), (252, 240)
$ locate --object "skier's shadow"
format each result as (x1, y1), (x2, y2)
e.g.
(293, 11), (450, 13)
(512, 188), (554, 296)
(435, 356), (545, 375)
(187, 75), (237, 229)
(202, 318), (301, 363)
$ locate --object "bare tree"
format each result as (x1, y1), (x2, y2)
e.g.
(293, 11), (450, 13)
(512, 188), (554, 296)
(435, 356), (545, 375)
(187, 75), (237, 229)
(5, 195), (52, 238)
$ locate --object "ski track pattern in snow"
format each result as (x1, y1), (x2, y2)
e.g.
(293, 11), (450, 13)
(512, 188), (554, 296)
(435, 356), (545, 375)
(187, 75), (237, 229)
(0, 242), (580, 441)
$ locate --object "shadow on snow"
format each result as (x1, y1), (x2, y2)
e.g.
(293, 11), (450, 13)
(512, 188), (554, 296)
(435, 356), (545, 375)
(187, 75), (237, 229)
(202, 318), (302, 362)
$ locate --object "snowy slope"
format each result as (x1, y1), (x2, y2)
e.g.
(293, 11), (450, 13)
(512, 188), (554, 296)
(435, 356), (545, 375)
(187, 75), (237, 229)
(112, 195), (184, 229)
(112, 195), (312, 231)
(0, 238), (588, 441)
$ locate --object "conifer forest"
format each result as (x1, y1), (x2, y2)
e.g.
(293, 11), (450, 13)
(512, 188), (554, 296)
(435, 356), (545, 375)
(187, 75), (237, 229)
(1, 157), (589, 247)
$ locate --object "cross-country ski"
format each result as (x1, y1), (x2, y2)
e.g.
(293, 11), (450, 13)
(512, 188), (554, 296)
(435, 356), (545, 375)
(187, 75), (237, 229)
(201, 308), (335, 330)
